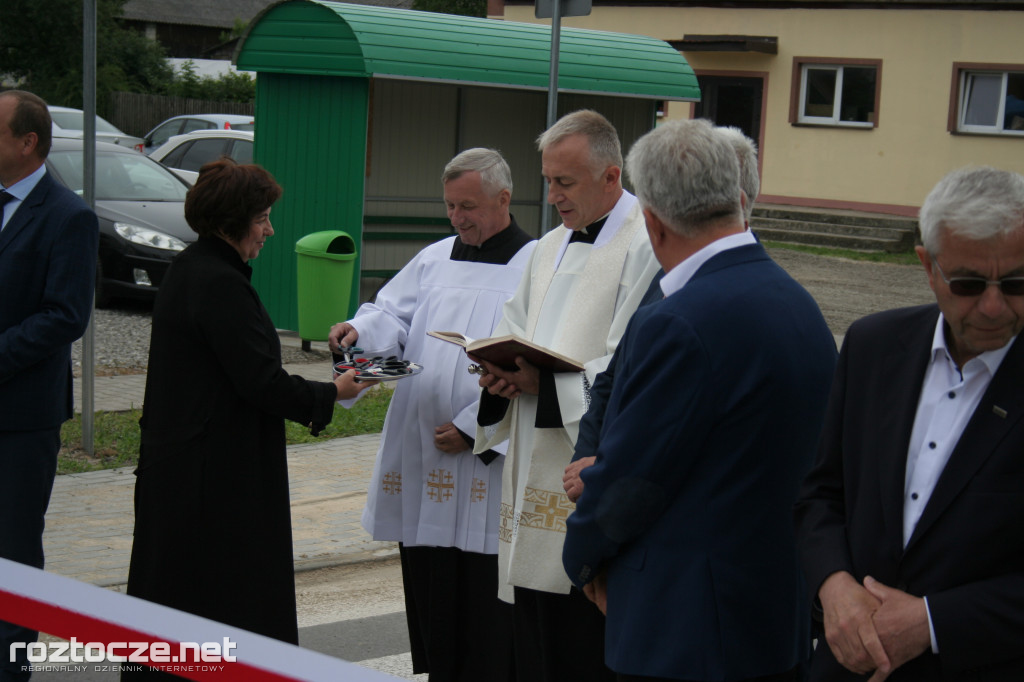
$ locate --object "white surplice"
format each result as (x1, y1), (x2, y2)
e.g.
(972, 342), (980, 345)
(353, 236), (535, 554)
(476, 191), (660, 600)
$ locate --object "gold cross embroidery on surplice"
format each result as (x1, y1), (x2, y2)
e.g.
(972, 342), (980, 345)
(427, 469), (454, 502)
(471, 478), (486, 502)
(382, 472), (401, 495)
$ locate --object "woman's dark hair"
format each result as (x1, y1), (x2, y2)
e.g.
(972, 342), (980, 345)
(184, 158), (283, 241)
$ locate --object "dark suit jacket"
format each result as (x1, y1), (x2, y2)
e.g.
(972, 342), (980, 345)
(0, 171), (98, 430)
(563, 242), (837, 680)
(795, 305), (1024, 681)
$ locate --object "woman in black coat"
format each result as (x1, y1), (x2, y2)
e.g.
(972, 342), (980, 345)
(124, 159), (371, 676)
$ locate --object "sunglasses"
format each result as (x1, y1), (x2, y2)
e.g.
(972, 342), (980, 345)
(931, 257), (1024, 296)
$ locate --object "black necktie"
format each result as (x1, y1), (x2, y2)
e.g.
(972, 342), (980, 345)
(0, 190), (14, 230)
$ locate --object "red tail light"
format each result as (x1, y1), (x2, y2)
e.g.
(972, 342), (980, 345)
(224, 122), (231, 129)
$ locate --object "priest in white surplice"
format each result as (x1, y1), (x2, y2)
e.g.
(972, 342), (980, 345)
(329, 149), (535, 682)
(474, 111), (660, 682)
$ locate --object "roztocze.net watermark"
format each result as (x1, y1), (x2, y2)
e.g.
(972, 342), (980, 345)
(11, 637), (237, 673)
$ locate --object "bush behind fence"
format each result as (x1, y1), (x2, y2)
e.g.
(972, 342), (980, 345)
(110, 92), (255, 138)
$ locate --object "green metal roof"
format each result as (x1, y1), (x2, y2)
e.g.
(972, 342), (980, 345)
(235, 0), (699, 101)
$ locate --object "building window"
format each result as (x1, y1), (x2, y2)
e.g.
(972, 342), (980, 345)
(955, 67), (1024, 136)
(792, 58), (880, 128)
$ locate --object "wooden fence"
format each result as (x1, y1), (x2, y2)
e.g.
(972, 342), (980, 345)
(109, 91), (255, 137)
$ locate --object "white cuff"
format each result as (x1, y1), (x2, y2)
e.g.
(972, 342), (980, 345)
(923, 596), (939, 654)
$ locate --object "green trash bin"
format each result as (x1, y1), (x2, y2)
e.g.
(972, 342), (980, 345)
(295, 230), (357, 343)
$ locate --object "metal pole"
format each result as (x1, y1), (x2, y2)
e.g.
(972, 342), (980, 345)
(546, 0), (561, 130)
(540, 0), (562, 235)
(82, 0), (97, 453)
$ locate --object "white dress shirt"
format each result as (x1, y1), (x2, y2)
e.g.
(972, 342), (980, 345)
(1, 164), (46, 231)
(905, 314), (1015, 652)
(659, 229), (757, 299)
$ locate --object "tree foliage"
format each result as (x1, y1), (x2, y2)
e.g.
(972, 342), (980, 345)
(0, 0), (173, 115)
(167, 61), (255, 103)
(412, 0), (486, 18)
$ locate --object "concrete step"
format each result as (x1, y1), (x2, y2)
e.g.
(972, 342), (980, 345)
(753, 216), (909, 240)
(752, 205), (917, 230)
(752, 226), (908, 252)
(750, 205), (918, 252)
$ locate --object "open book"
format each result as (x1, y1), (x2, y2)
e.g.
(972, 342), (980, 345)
(427, 331), (584, 373)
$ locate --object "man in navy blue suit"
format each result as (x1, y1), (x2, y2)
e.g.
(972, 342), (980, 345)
(563, 125), (761, 504)
(0, 90), (98, 681)
(562, 118), (836, 681)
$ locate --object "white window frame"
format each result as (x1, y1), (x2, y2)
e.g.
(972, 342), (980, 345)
(797, 63), (876, 128)
(957, 69), (1024, 137)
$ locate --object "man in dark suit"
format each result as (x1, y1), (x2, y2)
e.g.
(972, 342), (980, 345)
(562, 118), (837, 681)
(795, 165), (1024, 681)
(0, 90), (98, 680)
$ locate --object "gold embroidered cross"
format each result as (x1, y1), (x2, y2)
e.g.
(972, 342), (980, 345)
(382, 472), (402, 495)
(427, 469), (454, 502)
(471, 478), (486, 502)
(532, 491), (570, 528)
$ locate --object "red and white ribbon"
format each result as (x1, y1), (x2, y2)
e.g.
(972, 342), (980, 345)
(0, 557), (398, 681)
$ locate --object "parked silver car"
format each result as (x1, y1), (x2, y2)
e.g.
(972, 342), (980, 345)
(139, 113), (255, 154)
(47, 106), (145, 150)
(149, 129), (255, 183)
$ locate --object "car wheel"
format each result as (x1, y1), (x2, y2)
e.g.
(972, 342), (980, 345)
(95, 256), (112, 308)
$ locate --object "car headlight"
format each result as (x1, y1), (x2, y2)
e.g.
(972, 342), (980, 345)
(114, 222), (186, 251)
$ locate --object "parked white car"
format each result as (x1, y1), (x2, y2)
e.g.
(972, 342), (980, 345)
(139, 113), (255, 154)
(149, 129), (255, 184)
(47, 106), (144, 150)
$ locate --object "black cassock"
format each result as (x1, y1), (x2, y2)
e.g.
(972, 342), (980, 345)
(124, 236), (336, 679)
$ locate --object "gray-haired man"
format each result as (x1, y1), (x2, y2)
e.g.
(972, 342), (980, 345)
(796, 166), (1024, 680)
(329, 148), (535, 682)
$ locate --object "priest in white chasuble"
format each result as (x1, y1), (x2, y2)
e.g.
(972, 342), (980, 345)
(329, 149), (535, 682)
(474, 110), (660, 682)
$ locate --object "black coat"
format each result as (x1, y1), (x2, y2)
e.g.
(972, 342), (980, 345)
(795, 305), (1024, 680)
(126, 236), (337, 646)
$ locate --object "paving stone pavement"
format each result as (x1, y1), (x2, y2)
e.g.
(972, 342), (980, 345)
(54, 361), (396, 589)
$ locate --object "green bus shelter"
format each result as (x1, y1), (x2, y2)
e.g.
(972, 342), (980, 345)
(234, 0), (699, 330)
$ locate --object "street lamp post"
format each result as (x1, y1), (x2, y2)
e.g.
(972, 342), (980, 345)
(535, 0), (591, 234)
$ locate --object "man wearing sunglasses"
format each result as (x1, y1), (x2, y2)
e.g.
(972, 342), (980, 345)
(795, 165), (1024, 681)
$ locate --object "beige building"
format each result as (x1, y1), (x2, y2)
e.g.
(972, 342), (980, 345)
(492, 0), (1024, 217)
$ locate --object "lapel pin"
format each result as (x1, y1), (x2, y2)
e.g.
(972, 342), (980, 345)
(993, 405), (1008, 419)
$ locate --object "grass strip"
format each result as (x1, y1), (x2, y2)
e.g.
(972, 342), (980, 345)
(59, 385), (393, 475)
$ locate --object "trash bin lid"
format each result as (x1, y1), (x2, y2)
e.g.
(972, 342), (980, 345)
(295, 230), (356, 259)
